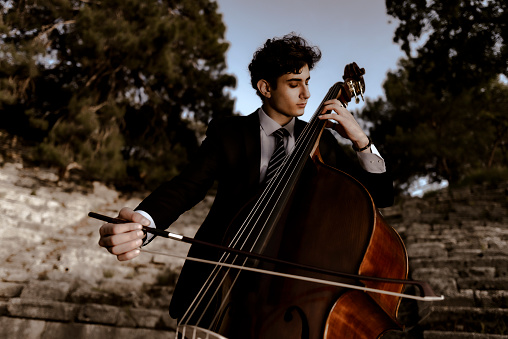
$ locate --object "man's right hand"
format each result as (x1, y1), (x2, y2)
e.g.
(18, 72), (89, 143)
(98, 207), (151, 261)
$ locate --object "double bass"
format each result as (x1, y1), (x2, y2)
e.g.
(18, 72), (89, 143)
(172, 62), (442, 339)
(90, 63), (443, 338)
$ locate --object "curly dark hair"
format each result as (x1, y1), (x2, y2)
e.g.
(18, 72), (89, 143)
(249, 33), (322, 99)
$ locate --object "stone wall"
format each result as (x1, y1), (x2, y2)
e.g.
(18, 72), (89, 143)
(382, 183), (508, 338)
(0, 162), (210, 338)
(0, 161), (507, 338)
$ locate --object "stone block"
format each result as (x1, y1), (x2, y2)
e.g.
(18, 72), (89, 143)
(134, 267), (164, 284)
(460, 220), (487, 228)
(420, 306), (508, 335)
(0, 281), (24, 298)
(0, 267), (32, 283)
(410, 257), (508, 276)
(406, 222), (432, 234)
(77, 303), (119, 325)
(116, 307), (176, 330)
(0, 316), (46, 339)
(424, 330), (508, 338)
(475, 290), (508, 308)
(96, 278), (144, 295)
(449, 249), (484, 258)
(420, 212), (449, 224)
(461, 267), (496, 278)
(0, 241), (19, 262)
(0, 301), (8, 315)
(31, 263), (70, 282)
(407, 242), (447, 259)
(457, 277), (508, 291)
(41, 321), (174, 339)
(7, 298), (78, 322)
(116, 309), (137, 328)
(68, 284), (113, 305)
(438, 290), (476, 307)
(379, 205), (402, 219)
(128, 308), (162, 328)
(143, 285), (173, 309)
(412, 267), (458, 295)
(20, 280), (71, 301)
(431, 223), (457, 231)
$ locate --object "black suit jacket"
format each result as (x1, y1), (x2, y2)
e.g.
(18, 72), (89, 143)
(136, 111), (394, 319)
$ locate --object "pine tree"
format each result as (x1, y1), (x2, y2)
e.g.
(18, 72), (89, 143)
(0, 0), (236, 188)
(356, 1), (508, 191)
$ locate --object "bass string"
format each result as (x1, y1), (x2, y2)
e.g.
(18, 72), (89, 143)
(182, 84), (337, 329)
(229, 82), (342, 243)
(178, 142), (306, 327)
(179, 83), (342, 331)
(227, 82), (341, 255)
(220, 81), (341, 256)
(179, 83), (342, 330)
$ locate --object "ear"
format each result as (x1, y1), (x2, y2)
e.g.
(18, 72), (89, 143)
(257, 79), (271, 99)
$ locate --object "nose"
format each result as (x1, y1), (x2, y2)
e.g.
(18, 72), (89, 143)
(301, 84), (310, 99)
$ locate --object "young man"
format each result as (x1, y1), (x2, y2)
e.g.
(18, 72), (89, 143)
(98, 34), (393, 325)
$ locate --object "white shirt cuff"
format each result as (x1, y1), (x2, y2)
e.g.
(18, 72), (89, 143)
(356, 144), (386, 173)
(135, 210), (156, 245)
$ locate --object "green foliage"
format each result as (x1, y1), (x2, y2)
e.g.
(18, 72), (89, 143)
(362, 62), (508, 189)
(457, 167), (508, 187)
(360, 1), (508, 191)
(0, 0), (236, 189)
(386, 0), (507, 95)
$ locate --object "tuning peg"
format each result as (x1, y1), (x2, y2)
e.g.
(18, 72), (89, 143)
(348, 80), (365, 104)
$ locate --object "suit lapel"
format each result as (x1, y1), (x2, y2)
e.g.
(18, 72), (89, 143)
(294, 118), (307, 139)
(241, 114), (307, 188)
(244, 112), (261, 187)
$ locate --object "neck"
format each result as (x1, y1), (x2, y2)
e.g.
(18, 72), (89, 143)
(262, 104), (294, 126)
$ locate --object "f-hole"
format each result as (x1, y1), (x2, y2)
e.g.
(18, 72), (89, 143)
(284, 306), (310, 339)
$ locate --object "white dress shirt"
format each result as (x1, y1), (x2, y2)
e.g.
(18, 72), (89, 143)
(140, 107), (387, 240)
(257, 107), (386, 183)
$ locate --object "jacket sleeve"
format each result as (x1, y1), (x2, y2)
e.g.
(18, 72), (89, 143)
(318, 129), (394, 208)
(136, 119), (222, 229)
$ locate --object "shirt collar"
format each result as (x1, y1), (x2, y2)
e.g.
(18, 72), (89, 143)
(257, 107), (295, 137)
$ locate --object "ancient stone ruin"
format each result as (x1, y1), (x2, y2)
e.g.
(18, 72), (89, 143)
(0, 161), (507, 338)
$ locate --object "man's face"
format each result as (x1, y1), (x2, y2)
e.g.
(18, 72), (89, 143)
(264, 64), (311, 121)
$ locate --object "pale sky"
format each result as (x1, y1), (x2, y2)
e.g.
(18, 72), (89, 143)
(215, 0), (405, 121)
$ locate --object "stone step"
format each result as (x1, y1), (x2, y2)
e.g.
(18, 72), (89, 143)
(405, 223), (508, 239)
(0, 282), (24, 299)
(4, 298), (175, 330)
(423, 330), (508, 338)
(410, 257), (508, 277)
(0, 316), (174, 339)
(418, 306), (508, 335)
(382, 329), (508, 339)
(406, 226), (508, 239)
(458, 278), (508, 291)
(68, 281), (173, 309)
(430, 290), (508, 308)
(448, 249), (508, 259)
(410, 267), (508, 296)
(399, 219), (506, 234)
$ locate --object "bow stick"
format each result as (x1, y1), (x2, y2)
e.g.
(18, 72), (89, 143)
(89, 211), (444, 301)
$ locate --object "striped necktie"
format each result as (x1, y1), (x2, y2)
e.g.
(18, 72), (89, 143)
(265, 128), (289, 183)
